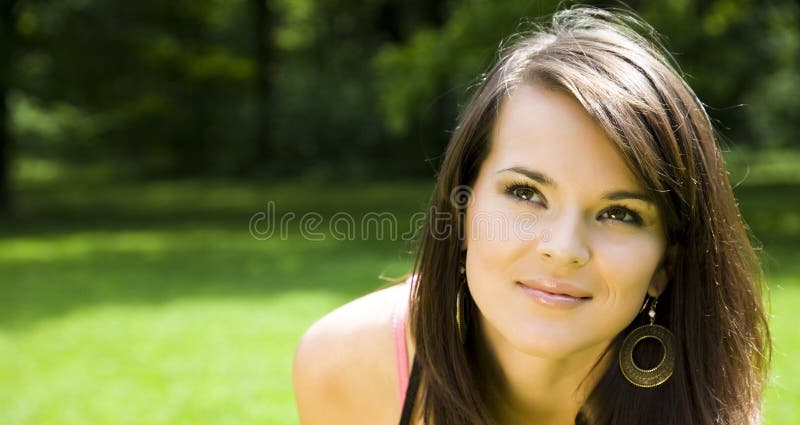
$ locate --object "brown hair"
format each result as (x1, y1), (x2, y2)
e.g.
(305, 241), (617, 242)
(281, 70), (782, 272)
(409, 5), (770, 424)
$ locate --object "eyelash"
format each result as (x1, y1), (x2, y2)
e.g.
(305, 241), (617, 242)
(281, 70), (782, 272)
(503, 181), (645, 226)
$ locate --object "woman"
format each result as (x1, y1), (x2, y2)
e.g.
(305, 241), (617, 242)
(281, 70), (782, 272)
(293, 6), (770, 425)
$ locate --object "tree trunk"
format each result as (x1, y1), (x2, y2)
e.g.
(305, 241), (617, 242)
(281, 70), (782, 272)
(0, 0), (18, 214)
(0, 88), (9, 214)
(250, 0), (274, 175)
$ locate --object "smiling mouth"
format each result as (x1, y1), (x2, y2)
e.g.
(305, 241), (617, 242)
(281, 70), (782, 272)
(516, 279), (593, 299)
(515, 281), (592, 308)
(542, 292), (591, 299)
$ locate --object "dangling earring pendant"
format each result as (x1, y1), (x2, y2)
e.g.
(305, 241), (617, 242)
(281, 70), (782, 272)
(619, 297), (676, 388)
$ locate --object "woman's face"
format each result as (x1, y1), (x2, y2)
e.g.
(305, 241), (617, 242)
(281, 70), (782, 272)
(464, 84), (669, 359)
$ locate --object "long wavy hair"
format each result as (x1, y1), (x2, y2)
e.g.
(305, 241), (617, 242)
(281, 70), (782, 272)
(408, 6), (770, 425)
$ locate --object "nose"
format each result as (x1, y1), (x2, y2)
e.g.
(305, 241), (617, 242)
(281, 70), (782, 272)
(536, 208), (591, 267)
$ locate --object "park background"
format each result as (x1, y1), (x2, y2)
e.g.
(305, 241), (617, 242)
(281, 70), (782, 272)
(0, 0), (798, 423)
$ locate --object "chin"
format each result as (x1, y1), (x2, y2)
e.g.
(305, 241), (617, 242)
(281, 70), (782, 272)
(510, 333), (582, 358)
(501, 322), (608, 360)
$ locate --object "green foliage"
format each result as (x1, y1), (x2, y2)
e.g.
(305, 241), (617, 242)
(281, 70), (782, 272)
(13, 0), (257, 175)
(6, 0), (800, 179)
(373, 0), (559, 135)
(373, 0), (800, 154)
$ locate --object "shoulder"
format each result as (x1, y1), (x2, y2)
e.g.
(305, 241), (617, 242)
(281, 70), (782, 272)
(292, 281), (413, 425)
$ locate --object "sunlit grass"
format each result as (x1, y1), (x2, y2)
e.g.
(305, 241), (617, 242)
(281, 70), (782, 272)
(765, 281), (800, 424)
(0, 296), (340, 424)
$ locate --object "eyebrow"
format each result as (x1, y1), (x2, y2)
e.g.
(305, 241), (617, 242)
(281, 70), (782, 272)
(497, 167), (556, 187)
(496, 166), (656, 205)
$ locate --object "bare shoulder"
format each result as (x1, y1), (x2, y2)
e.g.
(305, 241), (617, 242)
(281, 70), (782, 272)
(293, 282), (412, 425)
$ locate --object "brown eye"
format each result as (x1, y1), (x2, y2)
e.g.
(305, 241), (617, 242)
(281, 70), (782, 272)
(599, 206), (643, 225)
(514, 187), (535, 200)
(507, 185), (543, 204)
(503, 182), (546, 205)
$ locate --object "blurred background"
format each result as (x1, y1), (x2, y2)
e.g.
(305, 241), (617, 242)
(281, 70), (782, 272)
(0, 0), (798, 423)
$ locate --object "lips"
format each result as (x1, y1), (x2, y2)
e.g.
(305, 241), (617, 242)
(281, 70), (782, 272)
(516, 278), (592, 299)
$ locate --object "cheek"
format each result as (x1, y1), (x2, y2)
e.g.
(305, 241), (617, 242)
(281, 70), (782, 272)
(593, 233), (665, 309)
(464, 192), (529, 269)
(571, 235), (666, 353)
(463, 197), (514, 298)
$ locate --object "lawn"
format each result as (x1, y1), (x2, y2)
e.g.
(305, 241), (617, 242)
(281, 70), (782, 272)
(1, 174), (798, 424)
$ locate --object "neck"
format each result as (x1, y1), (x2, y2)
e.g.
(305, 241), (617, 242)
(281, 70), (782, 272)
(475, 316), (612, 425)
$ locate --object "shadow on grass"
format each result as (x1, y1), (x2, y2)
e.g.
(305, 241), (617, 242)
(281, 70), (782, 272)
(0, 179), (428, 329)
(1, 237), (416, 328)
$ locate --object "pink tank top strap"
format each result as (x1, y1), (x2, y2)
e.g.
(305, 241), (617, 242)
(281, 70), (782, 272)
(392, 275), (416, 409)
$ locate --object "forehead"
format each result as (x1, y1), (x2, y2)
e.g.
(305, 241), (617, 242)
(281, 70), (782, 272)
(486, 84), (641, 191)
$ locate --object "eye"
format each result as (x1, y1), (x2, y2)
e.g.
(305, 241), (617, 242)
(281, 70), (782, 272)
(505, 182), (545, 204)
(599, 206), (643, 226)
(513, 187), (538, 201)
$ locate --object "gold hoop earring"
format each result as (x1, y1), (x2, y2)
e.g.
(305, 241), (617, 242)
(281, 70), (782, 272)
(619, 298), (675, 388)
(456, 262), (468, 344)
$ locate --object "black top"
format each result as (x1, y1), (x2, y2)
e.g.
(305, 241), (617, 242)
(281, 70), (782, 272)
(398, 356), (421, 425)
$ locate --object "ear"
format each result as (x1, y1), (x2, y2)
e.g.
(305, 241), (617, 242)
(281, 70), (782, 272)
(647, 244), (677, 298)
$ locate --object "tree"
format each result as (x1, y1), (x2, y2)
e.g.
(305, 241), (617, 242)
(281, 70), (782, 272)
(0, 0), (19, 214)
(250, 0), (274, 172)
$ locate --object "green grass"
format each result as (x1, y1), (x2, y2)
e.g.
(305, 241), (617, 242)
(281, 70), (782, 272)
(1, 179), (425, 425)
(766, 283), (800, 424)
(1, 176), (798, 424)
(1, 298), (325, 424)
